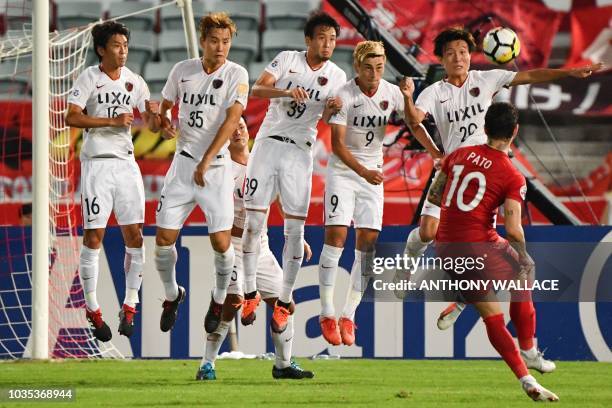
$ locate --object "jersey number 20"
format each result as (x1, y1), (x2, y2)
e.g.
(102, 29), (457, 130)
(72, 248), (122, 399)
(444, 165), (486, 212)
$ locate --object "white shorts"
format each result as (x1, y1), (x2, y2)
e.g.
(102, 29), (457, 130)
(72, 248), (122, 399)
(420, 170), (441, 219)
(156, 153), (234, 233)
(227, 235), (282, 299)
(324, 167), (384, 231)
(80, 158), (145, 229)
(244, 137), (313, 217)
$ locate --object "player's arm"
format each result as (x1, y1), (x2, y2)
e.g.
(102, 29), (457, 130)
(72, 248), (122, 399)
(330, 123), (383, 185)
(503, 198), (534, 278)
(141, 100), (161, 133)
(400, 78), (442, 159)
(251, 71), (308, 102)
(65, 103), (133, 128)
(322, 96), (343, 124)
(158, 99), (177, 139)
(510, 62), (603, 86)
(426, 170), (448, 206)
(193, 102), (243, 187)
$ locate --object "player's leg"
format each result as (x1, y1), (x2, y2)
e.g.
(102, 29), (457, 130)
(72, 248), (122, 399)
(339, 228), (379, 346)
(474, 300), (558, 401)
(241, 139), (278, 324)
(272, 145), (312, 333)
(79, 159), (114, 342)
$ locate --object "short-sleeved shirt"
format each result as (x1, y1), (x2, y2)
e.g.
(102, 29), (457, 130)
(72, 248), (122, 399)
(162, 58), (249, 164)
(415, 69), (516, 154)
(255, 50), (347, 151)
(437, 144), (526, 242)
(328, 78), (405, 170)
(68, 65), (149, 160)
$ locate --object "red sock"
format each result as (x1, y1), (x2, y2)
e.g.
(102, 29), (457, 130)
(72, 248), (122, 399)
(510, 301), (536, 350)
(483, 313), (529, 379)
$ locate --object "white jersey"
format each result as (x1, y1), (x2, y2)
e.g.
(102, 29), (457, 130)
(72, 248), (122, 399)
(162, 58), (249, 164)
(328, 78), (404, 170)
(256, 50), (347, 151)
(415, 69), (516, 154)
(68, 65), (149, 160)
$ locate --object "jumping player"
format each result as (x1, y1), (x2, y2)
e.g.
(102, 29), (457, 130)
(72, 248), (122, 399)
(154, 13), (249, 334)
(66, 21), (160, 341)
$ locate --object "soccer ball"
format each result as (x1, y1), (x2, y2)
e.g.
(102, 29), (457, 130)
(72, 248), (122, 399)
(482, 27), (520, 65)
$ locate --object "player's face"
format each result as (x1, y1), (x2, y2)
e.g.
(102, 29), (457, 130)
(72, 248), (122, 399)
(99, 34), (128, 68)
(356, 56), (385, 89)
(201, 28), (232, 66)
(440, 40), (471, 77)
(306, 25), (337, 61)
(230, 118), (248, 148)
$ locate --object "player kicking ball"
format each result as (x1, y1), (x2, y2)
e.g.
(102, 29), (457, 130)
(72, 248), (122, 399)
(66, 21), (160, 341)
(196, 117), (314, 380)
(240, 12), (346, 335)
(430, 102), (558, 401)
(318, 41), (411, 346)
(154, 13), (249, 335)
(396, 27), (603, 330)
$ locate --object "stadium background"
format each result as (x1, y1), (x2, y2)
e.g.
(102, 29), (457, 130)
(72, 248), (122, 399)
(0, 0), (610, 362)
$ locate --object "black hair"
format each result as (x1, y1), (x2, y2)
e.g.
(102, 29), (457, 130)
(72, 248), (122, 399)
(304, 11), (340, 38)
(19, 203), (32, 217)
(433, 27), (476, 58)
(485, 102), (519, 140)
(91, 21), (130, 61)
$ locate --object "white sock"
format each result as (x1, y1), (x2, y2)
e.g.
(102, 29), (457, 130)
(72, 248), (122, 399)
(124, 246), (144, 308)
(519, 374), (537, 385)
(341, 250), (374, 320)
(242, 211), (266, 294)
(79, 245), (100, 311)
(404, 227), (431, 259)
(318, 244), (343, 318)
(271, 315), (294, 369)
(201, 320), (231, 368)
(155, 244), (179, 301)
(521, 346), (538, 359)
(213, 244), (235, 304)
(279, 219), (305, 303)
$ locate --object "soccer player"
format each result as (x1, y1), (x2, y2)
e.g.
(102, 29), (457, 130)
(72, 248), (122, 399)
(240, 12), (347, 334)
(317, 41), (411, 346)
(66, 21), (160, 341)
(196, 118), (314, 380)
(399, 27), (603, 329)
(428, 102), (558, 401)
(154, 13), (249, 334)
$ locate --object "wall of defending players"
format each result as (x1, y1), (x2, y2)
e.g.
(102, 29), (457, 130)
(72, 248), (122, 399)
(2, 225), (610, 361)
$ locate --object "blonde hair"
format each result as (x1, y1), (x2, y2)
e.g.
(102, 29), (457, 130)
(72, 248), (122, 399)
(353, 41), (386, 66)
(199, 12), (237, 40)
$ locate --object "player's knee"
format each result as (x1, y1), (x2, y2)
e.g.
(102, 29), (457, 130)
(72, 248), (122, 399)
(83, 231), (103, 249)
(155, 234), (174, 247)
(124, 233), (143, 248)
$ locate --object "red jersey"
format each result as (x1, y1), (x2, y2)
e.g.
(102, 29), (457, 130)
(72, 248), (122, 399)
(436, 144), (526, 242)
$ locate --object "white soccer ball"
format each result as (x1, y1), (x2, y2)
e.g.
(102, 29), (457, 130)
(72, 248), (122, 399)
(482, 27), (520, 65)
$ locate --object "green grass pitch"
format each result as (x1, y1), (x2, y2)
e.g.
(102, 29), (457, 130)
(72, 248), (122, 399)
(1, 359), (611, 407)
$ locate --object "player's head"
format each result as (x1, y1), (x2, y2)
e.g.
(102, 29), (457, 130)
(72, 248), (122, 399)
(304, 11), (340, 62)
(433, 27), (476, 78)
(92, 21), (130, 67)
(484, 102), (519, 142)
(19, 203), (32, 226)
(353, 41), (385, 88)
(199, 12), (237, 65)
(230, 116), (249, 148)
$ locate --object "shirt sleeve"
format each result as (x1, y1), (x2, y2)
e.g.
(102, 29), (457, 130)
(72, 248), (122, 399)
(67, 70), (92, 109)
(135, 75), (150, 113)
(264, 51), (287, 81)
(225, 66), (249, 109)
(483, 69), (517, 92)
(161, 62), (180, 103)
(414, 85), (435, 115)
(505, 171), (527, 203)
(328, 87), (349, 126)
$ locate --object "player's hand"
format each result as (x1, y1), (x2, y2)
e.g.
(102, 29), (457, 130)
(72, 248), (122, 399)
(399, 77), (415, 99)
(326, 96), (343, 114)
(361, 169), (384, 185)
(160, 115), (177, 139)
(111, 113), (134, 127)
(304, 240), (312, 262)
(145, 100), (160, 114)
(287, 86), (309, 103)
(569, 62), (604, 78)
(433, 155), (445, 170)
(193, 159), (210, 187)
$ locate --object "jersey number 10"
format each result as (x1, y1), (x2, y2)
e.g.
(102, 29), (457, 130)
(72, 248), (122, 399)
(444, 165), (486, 212)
